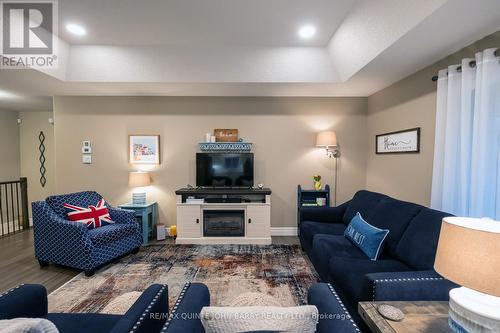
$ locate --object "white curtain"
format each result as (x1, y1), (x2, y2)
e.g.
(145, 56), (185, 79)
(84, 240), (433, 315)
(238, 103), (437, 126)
(431, 48), (500, 219)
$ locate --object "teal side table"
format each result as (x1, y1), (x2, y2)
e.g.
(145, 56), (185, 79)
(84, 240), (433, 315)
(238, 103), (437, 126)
(118, 202), (158, 245)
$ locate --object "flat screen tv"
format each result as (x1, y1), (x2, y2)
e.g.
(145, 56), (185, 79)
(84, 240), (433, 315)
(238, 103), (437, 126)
(196, 153), (254, 187)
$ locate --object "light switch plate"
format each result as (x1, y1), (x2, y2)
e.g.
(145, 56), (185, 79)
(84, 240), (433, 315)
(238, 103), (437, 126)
(82, 155), (92, 164)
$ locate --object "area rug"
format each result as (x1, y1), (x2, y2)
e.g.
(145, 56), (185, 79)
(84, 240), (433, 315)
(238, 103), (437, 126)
(48, 244), (319, 314)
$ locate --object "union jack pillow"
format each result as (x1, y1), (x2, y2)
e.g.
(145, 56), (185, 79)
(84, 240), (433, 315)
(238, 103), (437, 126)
(63, 199), (115, 229)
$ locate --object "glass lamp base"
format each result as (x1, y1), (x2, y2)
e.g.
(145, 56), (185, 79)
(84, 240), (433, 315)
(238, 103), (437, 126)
(448, 287), (500, 333)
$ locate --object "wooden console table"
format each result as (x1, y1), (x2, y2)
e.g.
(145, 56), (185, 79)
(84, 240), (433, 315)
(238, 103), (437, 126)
(358, 301), (450, 333)
(175, 188), (271, 245)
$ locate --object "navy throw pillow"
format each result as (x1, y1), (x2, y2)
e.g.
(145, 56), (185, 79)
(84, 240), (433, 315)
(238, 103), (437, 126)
(344, 212), (389, 260)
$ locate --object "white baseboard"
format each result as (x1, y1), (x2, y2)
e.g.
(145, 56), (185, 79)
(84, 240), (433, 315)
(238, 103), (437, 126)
(270, 227), (298, 236)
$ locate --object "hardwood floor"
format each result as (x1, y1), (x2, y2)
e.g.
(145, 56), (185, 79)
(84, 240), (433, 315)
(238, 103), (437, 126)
(0, 229), (78, 294)
(0, 229), (300, 294)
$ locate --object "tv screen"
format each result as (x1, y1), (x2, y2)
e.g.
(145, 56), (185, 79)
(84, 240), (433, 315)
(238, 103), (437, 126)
(196, 153), (254, 187)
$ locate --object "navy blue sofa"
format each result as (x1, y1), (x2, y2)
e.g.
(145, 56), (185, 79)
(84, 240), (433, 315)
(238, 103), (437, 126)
(0, 283), (209, 333)
(300, 190), (458, 326)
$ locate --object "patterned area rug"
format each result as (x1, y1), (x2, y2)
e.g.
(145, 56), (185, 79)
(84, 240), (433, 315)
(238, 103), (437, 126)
(48, 244), (319, 314)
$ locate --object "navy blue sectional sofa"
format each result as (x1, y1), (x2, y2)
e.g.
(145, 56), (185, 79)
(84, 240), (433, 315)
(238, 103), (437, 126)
(300, 190), (458, 326)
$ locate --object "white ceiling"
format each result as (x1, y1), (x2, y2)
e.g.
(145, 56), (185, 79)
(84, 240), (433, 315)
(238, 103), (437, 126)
(1, 0), (500, 112)
(59, 0), (357, 46)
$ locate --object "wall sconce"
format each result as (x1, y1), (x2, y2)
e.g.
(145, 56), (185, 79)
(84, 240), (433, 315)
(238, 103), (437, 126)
(316, 131), (340, 158)
(316, 131), (341, 205)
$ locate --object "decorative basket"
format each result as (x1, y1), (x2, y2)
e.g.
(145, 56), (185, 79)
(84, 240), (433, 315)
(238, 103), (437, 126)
(199, 142), (252, 152)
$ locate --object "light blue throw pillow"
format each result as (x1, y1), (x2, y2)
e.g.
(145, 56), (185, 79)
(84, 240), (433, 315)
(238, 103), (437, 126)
(344, 212), (389, 260)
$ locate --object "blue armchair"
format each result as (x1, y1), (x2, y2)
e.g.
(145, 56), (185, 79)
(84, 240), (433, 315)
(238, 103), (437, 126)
(32, 191), (143, 276)
(0, 284), (168, 333)
(160, 282), (360, 333)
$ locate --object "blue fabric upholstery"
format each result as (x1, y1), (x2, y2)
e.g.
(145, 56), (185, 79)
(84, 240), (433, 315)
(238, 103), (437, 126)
(0, 284), (48, 320)
(367, 197), (423, 255)
(309, 235), (368, 281)
(0, 284), (168, 333)
(47, 313), (121, 333)
(394, 208), (453, 270)
(300, 221), (346, 253)
(329, 256), (412, 303)
(46, 191), (103, 218)
(110, 284), (169, 333)
(161, 282), (210, 333)
(342, 191), (387, 224)
(33, 191), (143, 274)
(366, 270), (457, 302)
(308, 283), (361, 333)
(300, 190), (455, 330)
(89, 223), (140, 246)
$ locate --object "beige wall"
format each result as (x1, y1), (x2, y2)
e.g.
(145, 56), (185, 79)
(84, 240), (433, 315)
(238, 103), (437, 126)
(366, 31), (500, 206)
(53, 96), (368, 228)
(0, 110), (20, 182)
(19, 111), (56, 205)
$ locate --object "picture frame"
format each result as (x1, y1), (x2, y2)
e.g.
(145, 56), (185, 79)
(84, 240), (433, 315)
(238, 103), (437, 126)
(376, 128), (420, 154)
(214, 129), (238, 142)
(129, 135), (161, 164)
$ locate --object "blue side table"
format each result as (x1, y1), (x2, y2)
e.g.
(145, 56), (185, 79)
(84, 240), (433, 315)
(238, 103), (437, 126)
(118, 202), (158, 245)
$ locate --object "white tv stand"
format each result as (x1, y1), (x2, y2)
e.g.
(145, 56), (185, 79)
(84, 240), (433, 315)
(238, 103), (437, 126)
(175, 187), (272, 245)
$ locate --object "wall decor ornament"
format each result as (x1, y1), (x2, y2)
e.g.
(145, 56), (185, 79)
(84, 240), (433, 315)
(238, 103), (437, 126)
(376, 127), (420, 154)
(214, 129), (238, 142)
(313, 175), (322, 190)
(129, 135), (160, 164)
(38, 131), (46, 187)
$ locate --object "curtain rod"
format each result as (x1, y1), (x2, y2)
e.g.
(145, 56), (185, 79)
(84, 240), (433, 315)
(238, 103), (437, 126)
(431, 48), (498, 82)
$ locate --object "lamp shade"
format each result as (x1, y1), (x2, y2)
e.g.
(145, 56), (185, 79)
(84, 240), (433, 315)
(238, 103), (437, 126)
(434, 217), (500, 297)
(316, 131), (338, 147)
(128, 171), (151, 187)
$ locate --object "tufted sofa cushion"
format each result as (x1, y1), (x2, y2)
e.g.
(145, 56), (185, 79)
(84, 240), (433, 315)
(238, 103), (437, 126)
(367, 197), (423, 256)
(299, 221), (346, 253)
(88, 224), (139, 246)
(328, 256), (412, 302)
(47, 191), (103, 218)
(342, 191), (387, 225)
(394, 208), (453, 270)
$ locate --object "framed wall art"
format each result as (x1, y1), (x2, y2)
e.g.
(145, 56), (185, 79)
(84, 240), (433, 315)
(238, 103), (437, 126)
(376, 128), (420, 154)
(129, 135), (160, 164)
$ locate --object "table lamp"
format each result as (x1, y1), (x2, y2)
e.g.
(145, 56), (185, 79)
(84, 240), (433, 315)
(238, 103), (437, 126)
(434, 217), (500, 332)
(128, 171), (151, 205)
(316, 131), (340, 205)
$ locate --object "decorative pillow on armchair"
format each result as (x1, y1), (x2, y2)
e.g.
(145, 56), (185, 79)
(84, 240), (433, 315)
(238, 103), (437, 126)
(344, 212), (389, 260)
(63, 199), (115, 229)
(200, 305), (318, 333)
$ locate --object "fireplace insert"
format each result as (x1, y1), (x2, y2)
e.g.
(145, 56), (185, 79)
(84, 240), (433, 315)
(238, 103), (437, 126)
(203, 210), (245, 237)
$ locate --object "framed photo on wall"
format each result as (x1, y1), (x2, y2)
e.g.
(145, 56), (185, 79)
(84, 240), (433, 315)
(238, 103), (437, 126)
(129, 135), (160, 164)
(376, 128), (420, 154)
